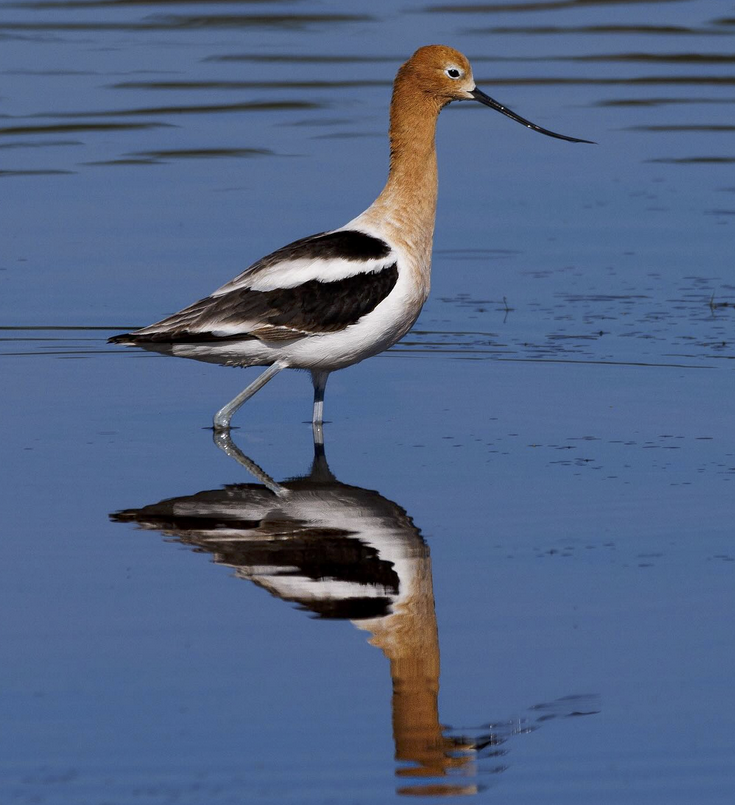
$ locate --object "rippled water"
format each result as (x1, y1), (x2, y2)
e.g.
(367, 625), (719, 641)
(1, 0), (733, 802)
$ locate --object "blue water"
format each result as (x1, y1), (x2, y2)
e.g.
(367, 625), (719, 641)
(1, 0), (734, 802)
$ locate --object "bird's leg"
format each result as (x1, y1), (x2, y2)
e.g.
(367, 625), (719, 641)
(311, 371), (330, 422)
(311, 370), (329, 424)
(310, 370), (330, 452)
(213, 361), (285, 431)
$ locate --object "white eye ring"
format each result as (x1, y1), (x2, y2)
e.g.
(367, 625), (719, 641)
(445, 67), (462, 80)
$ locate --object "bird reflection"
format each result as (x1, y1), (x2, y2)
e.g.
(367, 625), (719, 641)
(111, 434), (598, 797)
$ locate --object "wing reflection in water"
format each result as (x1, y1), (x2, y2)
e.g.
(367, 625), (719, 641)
(111, 435), (598, 797)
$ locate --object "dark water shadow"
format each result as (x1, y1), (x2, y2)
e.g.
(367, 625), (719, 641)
(126, 146), (272, 160)
(82, 147), (275, 166)
(109, 79), (391, 91)
(411, 52), (735, 65)
(0, 121), (172, 135)
(647, 156), (735, 164)
(625, 124), (735, 132)
(0, 13), (373, 32)
(29, 100), (321, 118)
(467, 24), (733, 36)
(204, 53), (401, 64)
(426, 0), (687, 12)
(15, 0), (297, 7)
(555, 52), (735, 64)
(110, 433), (599, 797)
(0, 139), (82, 148)
(596, 97), (735, 107)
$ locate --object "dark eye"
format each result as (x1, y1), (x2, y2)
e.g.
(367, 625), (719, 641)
(446, 68), (461, 79)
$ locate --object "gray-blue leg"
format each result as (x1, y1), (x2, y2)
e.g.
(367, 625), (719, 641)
(311, 370), (330, 451)
(213, 362), (285, 431)
(311, 370), (329, 425)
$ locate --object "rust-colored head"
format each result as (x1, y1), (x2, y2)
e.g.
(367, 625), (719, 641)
(396, 45), (477, 106)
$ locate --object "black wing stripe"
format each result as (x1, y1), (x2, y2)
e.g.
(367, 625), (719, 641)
(257, 262), (398, 332)
(113, 262), (399, 344)
(247, 230), (391, 274)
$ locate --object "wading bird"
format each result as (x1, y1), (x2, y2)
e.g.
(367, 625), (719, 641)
(110, 45), (591, 431)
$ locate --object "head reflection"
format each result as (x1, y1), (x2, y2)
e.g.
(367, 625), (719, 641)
(111, 434), (597, 796)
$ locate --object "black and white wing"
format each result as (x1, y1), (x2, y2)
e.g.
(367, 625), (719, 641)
(111, 230), (398, 344)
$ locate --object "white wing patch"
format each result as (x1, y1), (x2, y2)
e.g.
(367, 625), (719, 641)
(212, 253), (396, 296)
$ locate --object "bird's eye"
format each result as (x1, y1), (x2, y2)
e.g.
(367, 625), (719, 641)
(446, 68), (461, 79)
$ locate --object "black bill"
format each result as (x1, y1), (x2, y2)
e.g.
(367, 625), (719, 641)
(470, 87), (594, 144)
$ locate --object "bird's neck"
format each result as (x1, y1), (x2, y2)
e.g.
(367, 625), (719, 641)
(359, 84), (443, 276)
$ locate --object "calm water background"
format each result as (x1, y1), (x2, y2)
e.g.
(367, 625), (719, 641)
(1, 0), (734, 802)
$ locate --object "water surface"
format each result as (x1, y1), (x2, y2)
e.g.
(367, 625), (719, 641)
(1, 0), (733, 802)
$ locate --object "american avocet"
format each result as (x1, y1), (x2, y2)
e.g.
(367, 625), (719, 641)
(110, 45), (591, 431)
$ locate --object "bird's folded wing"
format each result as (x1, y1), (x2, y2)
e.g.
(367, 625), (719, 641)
(116, 229), (398, 344)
